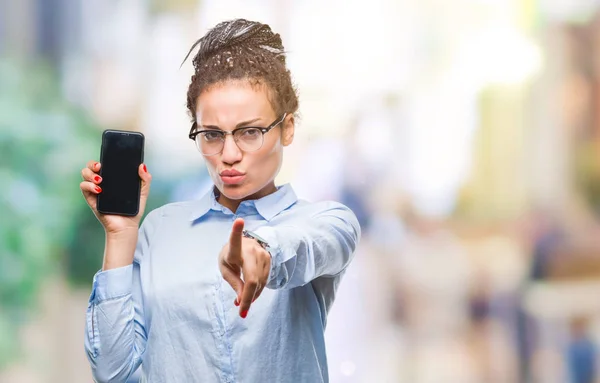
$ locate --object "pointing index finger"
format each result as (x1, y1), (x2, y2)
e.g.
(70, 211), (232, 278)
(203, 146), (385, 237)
(228, 218), (245, 262)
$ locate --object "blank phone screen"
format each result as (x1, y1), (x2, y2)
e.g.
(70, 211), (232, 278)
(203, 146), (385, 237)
(97, 130), (144, 216)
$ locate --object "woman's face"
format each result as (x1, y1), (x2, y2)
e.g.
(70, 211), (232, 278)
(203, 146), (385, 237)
(195, 80), (294, 205)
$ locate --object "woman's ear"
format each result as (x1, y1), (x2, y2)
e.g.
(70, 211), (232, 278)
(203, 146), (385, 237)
(281, 115), (295, 146)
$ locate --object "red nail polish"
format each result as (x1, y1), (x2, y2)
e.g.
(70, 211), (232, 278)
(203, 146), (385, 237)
(95, 186), (102, 193)
(94, 162), (99, 169)
(234, 299), (239, 307)
(94, 176), (101, 182)
(241, 310), (248, 319)
(143, 164), (147, 172)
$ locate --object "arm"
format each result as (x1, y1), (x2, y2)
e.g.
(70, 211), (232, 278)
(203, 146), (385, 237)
(84, 209), (160, 383)
(255, 201), (361, 290)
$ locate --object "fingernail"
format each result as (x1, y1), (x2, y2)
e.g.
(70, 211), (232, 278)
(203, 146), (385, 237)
(95, 186), (102, 193)
(234, 299), (239, 307)
(143, 164), (147, 172)
(241, 310), (248, 319)
(94, 176), (101, 183)
(94, 162), (99, 169)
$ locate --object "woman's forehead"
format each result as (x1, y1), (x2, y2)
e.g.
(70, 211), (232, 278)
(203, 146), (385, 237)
(195, 80), (274, 124)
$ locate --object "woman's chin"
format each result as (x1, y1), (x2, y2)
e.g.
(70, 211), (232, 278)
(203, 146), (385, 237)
(219, 184), (253, 200)
(216, 179), (275, 201)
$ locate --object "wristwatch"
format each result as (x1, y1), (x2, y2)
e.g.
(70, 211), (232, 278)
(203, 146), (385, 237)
(242, 230), (270, 251)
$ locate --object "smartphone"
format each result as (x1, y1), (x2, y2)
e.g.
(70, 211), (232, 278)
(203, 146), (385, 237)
(97, 129), (145, 216)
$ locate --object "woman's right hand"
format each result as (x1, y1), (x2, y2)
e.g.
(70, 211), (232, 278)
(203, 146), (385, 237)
(80, 160), (152, 234)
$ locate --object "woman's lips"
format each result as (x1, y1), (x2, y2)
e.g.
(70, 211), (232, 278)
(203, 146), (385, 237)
(220, 174), (246, 184)
(219, 169), (246, 185)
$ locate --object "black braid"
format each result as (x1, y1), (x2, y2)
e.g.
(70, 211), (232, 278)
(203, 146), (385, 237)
(183, 19), (298, 123)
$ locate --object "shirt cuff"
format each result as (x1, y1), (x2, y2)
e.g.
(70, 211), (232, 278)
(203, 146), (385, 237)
(253, 225), (286, 289)
(89, 264), (133, 303)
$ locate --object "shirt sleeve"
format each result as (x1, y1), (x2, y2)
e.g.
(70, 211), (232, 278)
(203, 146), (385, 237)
(84, 208), (161, 383)
(254, 201), (361, 290)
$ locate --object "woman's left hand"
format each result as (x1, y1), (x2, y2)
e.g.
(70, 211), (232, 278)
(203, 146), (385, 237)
(219, 218), (271, 318)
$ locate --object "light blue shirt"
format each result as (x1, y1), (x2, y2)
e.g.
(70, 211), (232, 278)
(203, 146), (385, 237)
(84, 184), (361, 383)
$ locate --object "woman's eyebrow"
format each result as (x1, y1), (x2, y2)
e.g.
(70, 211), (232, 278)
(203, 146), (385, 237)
(200, 118), (263, 130)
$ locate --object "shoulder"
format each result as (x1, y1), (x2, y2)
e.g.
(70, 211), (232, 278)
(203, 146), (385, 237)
(293, 199), (354, 215)
(140, 200), (199, 227)
(155, 200), (199, 217)
(285, 199), (359, 226)
(281, 199), (361, 239)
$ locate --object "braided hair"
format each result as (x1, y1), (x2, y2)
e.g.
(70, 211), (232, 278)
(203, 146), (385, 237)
(183, 19), (299, 123)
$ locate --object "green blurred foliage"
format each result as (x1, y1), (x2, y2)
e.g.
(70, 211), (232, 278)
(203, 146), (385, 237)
(0, 60), (99, 368)
(0, 58), (101, 368)
(0, 58), (175, 370)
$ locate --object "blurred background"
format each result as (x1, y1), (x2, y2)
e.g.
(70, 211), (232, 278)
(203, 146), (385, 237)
(2, 0), (600, 382)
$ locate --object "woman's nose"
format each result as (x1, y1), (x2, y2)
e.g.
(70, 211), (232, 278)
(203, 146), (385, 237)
(221, 134), (242, 163)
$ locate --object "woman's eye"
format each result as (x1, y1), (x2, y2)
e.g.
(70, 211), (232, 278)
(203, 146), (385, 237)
(203, 132), (222, 141)
(241, 128), (261, 138)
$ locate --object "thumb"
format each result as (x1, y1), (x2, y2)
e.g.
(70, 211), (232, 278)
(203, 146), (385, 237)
(136, 163), (152, 217)
(139, 164), (152, 196)
(220, 264), (244, 303)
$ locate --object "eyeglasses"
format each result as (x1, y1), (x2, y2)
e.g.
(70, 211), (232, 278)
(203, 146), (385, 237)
(188, 113), (287, 156)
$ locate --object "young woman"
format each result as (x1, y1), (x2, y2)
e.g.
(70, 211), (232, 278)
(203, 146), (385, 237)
(81, 18), (360, 383)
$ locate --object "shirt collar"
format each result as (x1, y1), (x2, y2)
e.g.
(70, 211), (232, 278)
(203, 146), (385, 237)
(188, 185), (222, 221)
(189, 183), (298, 222)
